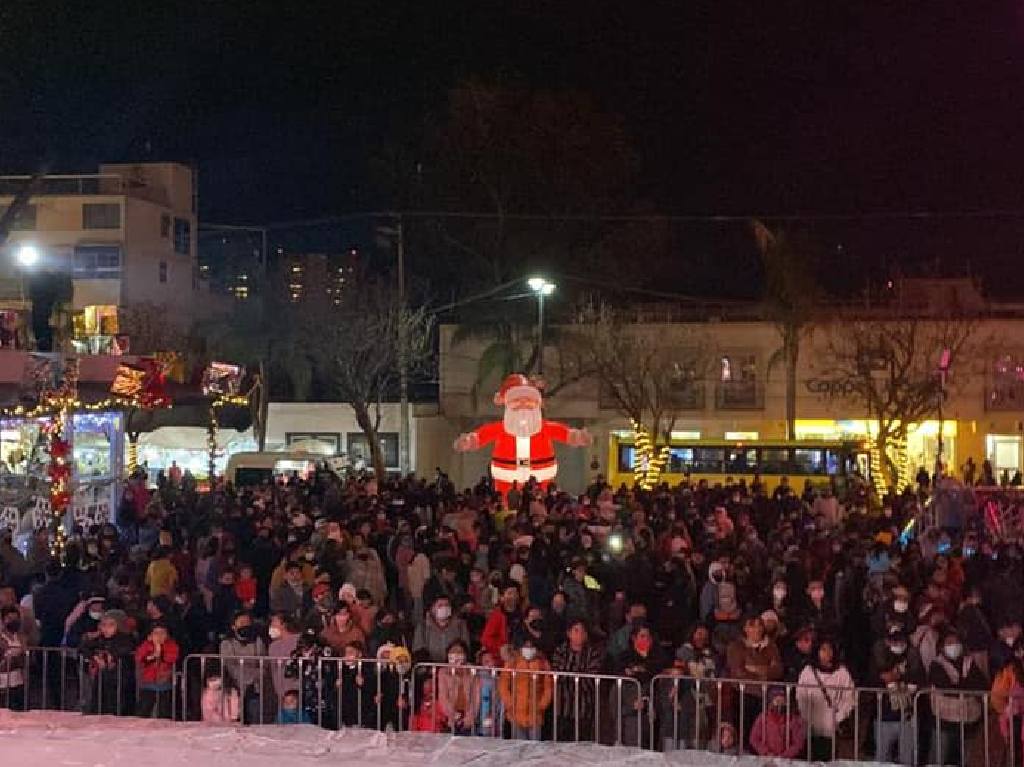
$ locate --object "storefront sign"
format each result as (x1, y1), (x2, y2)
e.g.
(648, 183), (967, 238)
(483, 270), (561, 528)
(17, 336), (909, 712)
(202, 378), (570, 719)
(805, 378), (857, 399)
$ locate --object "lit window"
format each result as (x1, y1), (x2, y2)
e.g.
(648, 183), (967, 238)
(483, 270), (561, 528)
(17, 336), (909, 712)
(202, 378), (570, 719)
(720, 356), (732, 382)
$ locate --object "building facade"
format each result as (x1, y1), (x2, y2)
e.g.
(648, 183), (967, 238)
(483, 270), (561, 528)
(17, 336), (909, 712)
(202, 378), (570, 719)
(0, 163), (203, 353)
(435, 290), (1024, 493)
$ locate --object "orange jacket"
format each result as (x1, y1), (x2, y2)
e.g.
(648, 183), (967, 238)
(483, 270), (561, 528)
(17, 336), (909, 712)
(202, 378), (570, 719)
(498, 654), (553, 727)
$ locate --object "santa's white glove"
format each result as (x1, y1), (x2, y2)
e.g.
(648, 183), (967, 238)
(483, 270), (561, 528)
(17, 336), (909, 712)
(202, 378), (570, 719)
(453, 432), (481, 452)
(567, 428), (593, 447)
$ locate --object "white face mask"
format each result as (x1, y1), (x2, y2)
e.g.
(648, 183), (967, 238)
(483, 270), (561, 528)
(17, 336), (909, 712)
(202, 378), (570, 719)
(268, 626), (282, 640)
(772, 587), (787, 601)
(448, 653), (466, 665)
(88, 610), (103, 621)
(889, 643), (907, 655)
(893, 600), (909, 613)
(521, 646), (536, 661)
(434, 605), (451, 621)
(944, 643), (963, 661)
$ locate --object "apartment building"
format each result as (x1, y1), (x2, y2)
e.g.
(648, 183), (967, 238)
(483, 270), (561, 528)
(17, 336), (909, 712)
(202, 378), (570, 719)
(0, 162), (202, 353)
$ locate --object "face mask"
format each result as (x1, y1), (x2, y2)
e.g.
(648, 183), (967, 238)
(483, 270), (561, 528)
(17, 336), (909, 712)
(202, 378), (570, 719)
(236, 626), (255, 642)
(1007, 637), (1017, 647)
(448, 653), (466, 665)
(893, 600), (909, 613)
(772, 587), (787, 601)
(520, 647), (537, 661)
(944, 643), (963, 661)
(810, 589), (825, 601)
(4, 620), (20, 633)
(268, 626), (282, 640)
(711, 572), (724, 584)
(304, 552), (315, 562)
(889, 643), (907, 655)
(87, 545), (99, 556)
(89, 610), (103, 621)
(434, 605), (451, 621)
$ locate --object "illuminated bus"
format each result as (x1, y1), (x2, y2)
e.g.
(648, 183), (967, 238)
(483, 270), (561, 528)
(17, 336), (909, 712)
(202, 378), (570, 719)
(607, 435), (872, 491)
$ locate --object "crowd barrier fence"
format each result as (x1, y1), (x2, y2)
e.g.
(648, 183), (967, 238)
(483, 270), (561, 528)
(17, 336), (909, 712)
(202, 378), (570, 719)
(0, 648), (1013, 766)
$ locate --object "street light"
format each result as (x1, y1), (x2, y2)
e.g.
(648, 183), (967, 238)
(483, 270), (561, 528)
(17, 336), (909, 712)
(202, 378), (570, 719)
(528, 277), (555, 375)
(15, 243), (38, 267)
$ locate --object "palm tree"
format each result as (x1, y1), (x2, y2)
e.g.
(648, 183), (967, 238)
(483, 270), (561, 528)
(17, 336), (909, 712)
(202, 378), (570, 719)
(752, 220), (822, 440)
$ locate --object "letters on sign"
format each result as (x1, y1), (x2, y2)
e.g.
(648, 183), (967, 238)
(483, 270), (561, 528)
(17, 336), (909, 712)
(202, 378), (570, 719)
(804, 378), (857, 399)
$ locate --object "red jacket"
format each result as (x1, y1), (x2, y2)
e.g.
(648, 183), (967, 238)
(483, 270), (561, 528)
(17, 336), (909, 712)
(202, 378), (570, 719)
(135, 638), (180, 687)
(482, 608), (521, 660)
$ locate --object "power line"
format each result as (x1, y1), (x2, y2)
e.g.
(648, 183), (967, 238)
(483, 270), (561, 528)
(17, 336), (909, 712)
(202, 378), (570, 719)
(249, 207), (1024, 230)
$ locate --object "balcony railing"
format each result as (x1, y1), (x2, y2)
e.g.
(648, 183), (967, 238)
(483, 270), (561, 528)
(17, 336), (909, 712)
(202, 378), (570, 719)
(715, 379), (764, 410)
(985, 381), (1024, 411)
(0, 174), (127, 196)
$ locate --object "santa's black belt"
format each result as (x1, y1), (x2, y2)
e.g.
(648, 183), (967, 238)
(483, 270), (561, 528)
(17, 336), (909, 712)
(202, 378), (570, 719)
(492, 456), (555, 467)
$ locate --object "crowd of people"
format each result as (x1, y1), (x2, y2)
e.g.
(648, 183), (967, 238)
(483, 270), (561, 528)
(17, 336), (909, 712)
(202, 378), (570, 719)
(0, 463), (1021, 765)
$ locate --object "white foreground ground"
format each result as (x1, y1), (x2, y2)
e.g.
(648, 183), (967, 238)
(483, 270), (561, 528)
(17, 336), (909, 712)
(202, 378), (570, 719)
(0, 710), (895, 766)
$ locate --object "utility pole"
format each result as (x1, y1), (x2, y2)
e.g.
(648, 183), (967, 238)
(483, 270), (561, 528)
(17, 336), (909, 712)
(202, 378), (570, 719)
(396, 214), (410, 476)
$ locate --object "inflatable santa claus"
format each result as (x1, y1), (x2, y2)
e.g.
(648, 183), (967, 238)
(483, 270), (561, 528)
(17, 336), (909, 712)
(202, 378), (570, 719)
(453, 373), (592, 497)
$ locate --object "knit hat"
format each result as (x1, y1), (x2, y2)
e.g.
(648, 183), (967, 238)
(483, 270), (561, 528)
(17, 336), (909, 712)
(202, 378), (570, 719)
(101, 609), (128, 632)
(338, 583), (357, 603)
(390, 645), (411, 669)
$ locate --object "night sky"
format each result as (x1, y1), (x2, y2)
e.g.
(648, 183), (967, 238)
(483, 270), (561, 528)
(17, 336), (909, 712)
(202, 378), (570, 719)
(4, 2), (1024, 292)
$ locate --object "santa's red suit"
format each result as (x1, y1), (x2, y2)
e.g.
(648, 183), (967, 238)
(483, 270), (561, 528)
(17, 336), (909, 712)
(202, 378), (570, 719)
(454, 373), (591, 499)
(470, 418), (572, 490)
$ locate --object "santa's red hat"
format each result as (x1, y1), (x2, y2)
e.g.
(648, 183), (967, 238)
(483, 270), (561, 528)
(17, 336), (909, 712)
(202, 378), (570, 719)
(494, 373), (543, 406)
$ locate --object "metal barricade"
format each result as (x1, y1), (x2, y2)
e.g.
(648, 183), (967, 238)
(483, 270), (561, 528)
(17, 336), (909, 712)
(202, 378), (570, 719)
(649, 674), (870, 761)
(182, 653), (405, 730)
(913, 686), (994, 767)
(2, 647), (85, 712)
(412, 662), (643, 746)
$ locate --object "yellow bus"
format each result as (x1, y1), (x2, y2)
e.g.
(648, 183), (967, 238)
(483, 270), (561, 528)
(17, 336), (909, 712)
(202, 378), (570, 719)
(607, 435), (872, 491)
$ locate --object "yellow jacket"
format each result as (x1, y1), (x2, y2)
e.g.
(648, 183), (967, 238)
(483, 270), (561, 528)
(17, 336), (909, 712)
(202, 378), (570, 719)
(499, 654), (553, 727)
(992, 665), (1018, 714)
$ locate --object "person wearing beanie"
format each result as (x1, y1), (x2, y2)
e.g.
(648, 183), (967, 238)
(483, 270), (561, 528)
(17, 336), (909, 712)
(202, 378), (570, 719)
(80, 610), (135, 715)
(750, 686), (805, 758)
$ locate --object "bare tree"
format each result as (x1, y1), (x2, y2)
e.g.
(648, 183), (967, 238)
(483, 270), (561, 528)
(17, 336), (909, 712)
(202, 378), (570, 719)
(296, 278), (434, 479)
(570, 303), (714, 487)
(821, 313), (977, 488)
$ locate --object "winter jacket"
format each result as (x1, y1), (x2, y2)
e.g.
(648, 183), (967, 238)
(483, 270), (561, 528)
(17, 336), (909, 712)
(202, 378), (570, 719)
(218, 636), (267, 690)
(135, 638), (180, 689)
(726, 637), (783, 690)
(412, 615), (469, 664)
(346, 550), (387, 604)
(929, 655), (987, 724)
(992, 663), (1020, 715)
(481, 608), (521, 660)
(550, 642), (603, 720)
(406, 554), (431, 601)
(319, 623), (365, 655)
(499, 653), (553, 727)
(750, 710), (806, 758)
(436, 667), (482, 727)
(796, 664), (856, 736)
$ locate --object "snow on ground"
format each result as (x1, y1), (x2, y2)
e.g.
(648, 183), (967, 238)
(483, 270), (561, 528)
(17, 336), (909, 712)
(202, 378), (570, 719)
(0, 710), (895, 767)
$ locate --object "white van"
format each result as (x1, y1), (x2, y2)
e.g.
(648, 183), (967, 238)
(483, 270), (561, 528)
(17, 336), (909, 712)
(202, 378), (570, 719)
(225, 451), (326, 487)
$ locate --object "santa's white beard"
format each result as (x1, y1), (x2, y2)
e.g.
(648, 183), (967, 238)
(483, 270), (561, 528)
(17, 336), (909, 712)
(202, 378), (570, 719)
(504, 406), (542, 438)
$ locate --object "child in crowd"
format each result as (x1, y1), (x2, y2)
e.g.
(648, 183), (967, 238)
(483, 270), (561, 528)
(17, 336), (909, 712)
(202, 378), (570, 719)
(201, 673), (241, 723)
(277, 689), (311, 724)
